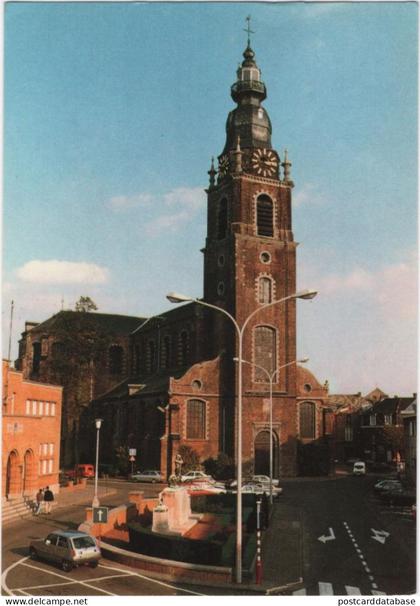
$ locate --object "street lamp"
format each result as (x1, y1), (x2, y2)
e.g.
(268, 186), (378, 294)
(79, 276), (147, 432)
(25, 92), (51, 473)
(92, 418), (103, 508)
(167, 288), (317, 583)
(234, 357), (309, 504)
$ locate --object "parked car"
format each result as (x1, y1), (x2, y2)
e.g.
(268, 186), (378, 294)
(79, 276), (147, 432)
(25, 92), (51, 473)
(185, 481), (226, 495)
(180, 470), (214, 483)
(65, 464), (95, 479)
(130, 470), (163, 483)
(379, 488), (416, 506)
(353, 461), (366, 476)
(232, 482), (282, 498)
(29, 530), (101, 572)
(374, 479), (403, 493)
(230, 475), (280, 489)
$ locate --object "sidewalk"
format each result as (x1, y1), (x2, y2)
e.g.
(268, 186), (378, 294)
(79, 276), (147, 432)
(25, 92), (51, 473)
(53, 484), (117, 510)
(258, 500), (303, 593)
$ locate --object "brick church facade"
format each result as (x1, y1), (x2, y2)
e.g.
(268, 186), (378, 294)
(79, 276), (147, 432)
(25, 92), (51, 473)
(16, 39), (330, 477)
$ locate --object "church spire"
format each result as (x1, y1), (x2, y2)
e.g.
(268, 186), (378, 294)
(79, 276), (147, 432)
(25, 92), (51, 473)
(221, 17), (272, 156)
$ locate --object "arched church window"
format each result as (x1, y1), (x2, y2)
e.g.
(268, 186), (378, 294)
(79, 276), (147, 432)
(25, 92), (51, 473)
(254, 325), (276, 381)
(186, 399), (206, 439)
(258, 277), (273, 304)
(257, 195), (274, 237)
(109, 345), (124, 375)
(146, 340), (156, 374)
(217, 198), (228, 240)
(299, 402), (316, 439)
(161, 336), (171, 369)
(179, 331), (189, 366)
(32, 342), (41, 374)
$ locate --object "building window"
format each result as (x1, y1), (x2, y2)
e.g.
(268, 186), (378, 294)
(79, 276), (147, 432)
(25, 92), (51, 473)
(218, 254), (225, 267)
(217, 198), (228, 240)
(51, 402), (56, 416)
(48, 460), (53, 474)
(254, 325), (276, 381)
(186, 399), (206, 439)
(109, 345), (124, 375)
(162, 336), (171, 369)
(370, 415), (376, 426)
(258, 277), (272, 304)
(26, 400), (30, 415)
(384, 414), (392, 425)
(300, 402), (316, 439)
(257, 195), (274, 237)
(32, 342), (41, 373)
(179, 331), (189, 366)
(45, 402), (50, 416)
(146, 340), (156, 374)
(39, 401), (43, 416)
(217, 281), (225, 296)
(260, 251), (271, 264)
(32, 401), (37, 415)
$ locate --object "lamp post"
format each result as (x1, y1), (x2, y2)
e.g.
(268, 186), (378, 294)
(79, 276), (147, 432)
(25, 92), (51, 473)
(167, 288), (317, 583)
(234, 357), (309, 504)
(92, 418), (103, 508)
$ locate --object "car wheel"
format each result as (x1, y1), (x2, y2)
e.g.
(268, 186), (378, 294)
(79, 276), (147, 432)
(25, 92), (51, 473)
(29, 547), (37, 560)
(61, 559), (74, 572)
(89, 561), (99, 568)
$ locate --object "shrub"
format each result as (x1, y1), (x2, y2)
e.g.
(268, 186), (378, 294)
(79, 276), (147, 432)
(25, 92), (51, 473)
(178, 445), (200, 473)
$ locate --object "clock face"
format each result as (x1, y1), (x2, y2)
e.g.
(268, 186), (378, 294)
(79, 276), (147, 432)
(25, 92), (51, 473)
(218, 155), (230, 176)
(251, 149), (278, 177)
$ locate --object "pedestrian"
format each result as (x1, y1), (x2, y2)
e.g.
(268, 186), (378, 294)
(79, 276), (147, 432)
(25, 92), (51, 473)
(43, 486), (54, 514)
(34, 488), (44, 515)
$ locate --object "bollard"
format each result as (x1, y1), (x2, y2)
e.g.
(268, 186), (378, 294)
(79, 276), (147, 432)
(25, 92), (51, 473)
(256, 497), (263, 584)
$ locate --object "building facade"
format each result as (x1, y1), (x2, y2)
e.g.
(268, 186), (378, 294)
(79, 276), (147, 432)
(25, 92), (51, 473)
(16, 38), (332, 478)
(2, 360), (63, 498)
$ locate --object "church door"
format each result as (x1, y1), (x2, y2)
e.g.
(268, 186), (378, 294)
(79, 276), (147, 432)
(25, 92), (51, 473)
(254, 430), (279, 476)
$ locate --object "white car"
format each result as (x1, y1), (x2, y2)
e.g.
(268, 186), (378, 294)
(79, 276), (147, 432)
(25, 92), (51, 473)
(130, 470), (163, 483)
(353, 461), (366, 476)
(180, 470), (215, 483)
(185, 481), (226, 495)
(233, 482), (282, 498)
(230, 475), (280, 489)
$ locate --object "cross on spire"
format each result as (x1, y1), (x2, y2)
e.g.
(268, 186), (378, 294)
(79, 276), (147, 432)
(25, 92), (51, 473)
(244, 15), (254, 47)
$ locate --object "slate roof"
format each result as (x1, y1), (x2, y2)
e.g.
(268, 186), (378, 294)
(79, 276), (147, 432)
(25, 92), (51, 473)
(371, 396), (415, 415)
(28, 310), (146, 336)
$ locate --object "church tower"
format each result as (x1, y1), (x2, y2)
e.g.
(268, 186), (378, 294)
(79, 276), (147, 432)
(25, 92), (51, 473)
(203, 31), (299, 475)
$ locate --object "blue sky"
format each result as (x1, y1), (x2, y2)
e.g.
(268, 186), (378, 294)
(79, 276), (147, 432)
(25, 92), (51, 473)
(4, 2), (418, 395)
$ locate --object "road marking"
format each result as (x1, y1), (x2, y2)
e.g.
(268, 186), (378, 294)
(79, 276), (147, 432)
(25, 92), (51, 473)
(293, 588), (306, 595)
(319, 582), (334, 595)
(21, 562), (117, 596)
(371, 528), (390, 544)
(1, 556), (30, 595)
(98, 563), (206, 596)
(318, 527), (335, 543)
(345, 586), (362, 595)
(16, 573), (132, 592)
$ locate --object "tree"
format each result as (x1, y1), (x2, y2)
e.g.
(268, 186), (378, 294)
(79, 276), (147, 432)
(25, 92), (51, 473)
(48, 312), (112, 466)
(378, 426), (404, 460)
(75, 296), (98, 312)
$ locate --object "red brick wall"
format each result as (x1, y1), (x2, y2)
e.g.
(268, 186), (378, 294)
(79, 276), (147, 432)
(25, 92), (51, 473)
(2, 360), (62, 498)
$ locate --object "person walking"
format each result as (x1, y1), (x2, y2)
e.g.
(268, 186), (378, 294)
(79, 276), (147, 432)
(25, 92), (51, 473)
(43, 486), (54, 514)
(34, 488), (44, 515)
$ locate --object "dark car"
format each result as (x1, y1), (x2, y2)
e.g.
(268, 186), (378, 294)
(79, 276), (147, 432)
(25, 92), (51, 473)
(379, 488), (416, 506)
(374, 479), (403, 493)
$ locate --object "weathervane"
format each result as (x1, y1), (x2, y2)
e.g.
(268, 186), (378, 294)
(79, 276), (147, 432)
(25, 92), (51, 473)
(244, 15), (255, 47)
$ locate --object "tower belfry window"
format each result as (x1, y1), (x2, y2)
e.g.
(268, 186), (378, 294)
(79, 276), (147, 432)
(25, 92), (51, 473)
(217, 198), (228, 239)
(254, 325), (276, 381)
(257, 195), (274, 237)
(259, 277), (272, 304)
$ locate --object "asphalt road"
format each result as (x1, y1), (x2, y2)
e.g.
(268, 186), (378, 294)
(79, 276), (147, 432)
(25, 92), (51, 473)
(2, 475), (416, 596)
(281, 474), (416, 596)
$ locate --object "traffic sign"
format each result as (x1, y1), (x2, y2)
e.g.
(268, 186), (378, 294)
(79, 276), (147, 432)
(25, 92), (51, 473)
(93, 506), (108, 524)
(129, 456), (135, 462)
(129, 448), (137, 456)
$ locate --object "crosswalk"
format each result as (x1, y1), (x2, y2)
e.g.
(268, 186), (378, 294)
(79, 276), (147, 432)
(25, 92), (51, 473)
(293, 582), (386, 596)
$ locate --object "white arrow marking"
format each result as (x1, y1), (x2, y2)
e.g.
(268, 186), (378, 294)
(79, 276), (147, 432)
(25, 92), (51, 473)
(318, 527), (335, 543)
(371, 528), (390, 544)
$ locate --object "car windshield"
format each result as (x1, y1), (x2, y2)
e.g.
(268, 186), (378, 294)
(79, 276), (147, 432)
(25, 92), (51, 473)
(72, 536), (96, 549)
